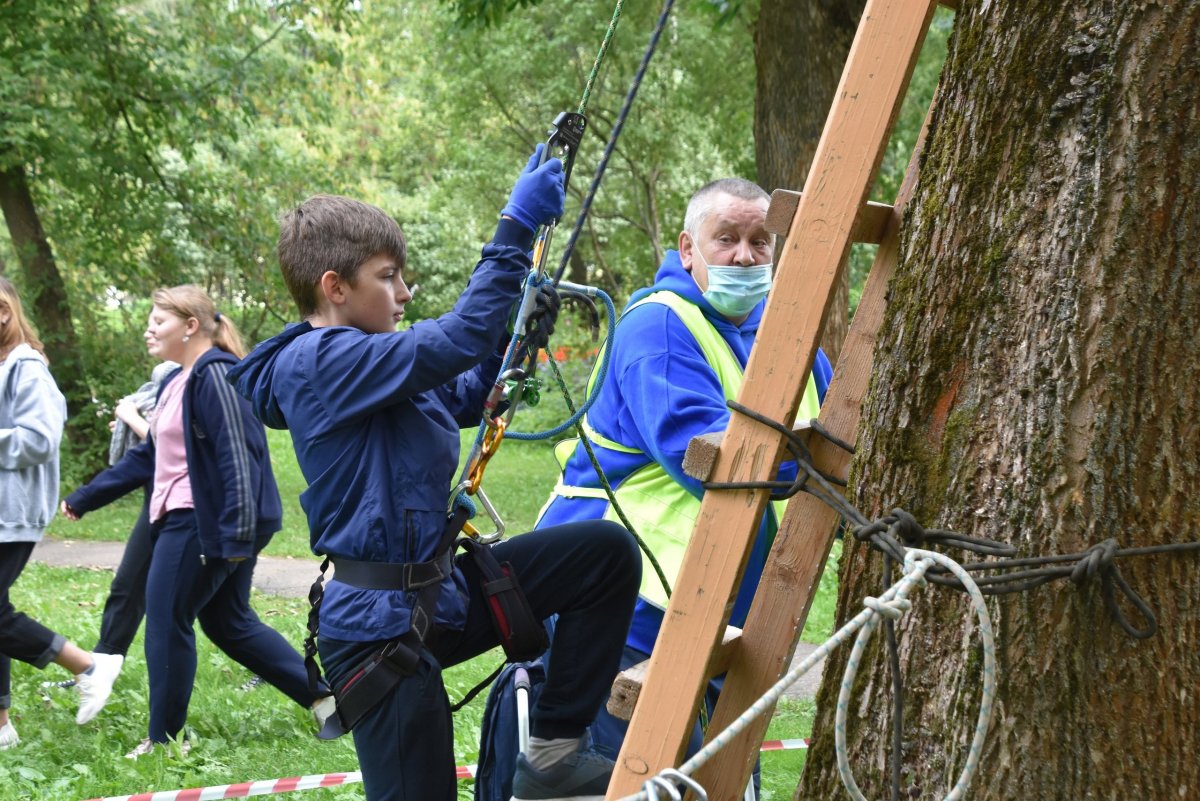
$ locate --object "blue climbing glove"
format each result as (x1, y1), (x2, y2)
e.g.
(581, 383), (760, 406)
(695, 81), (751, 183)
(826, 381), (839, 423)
(501, 143), (565, 233)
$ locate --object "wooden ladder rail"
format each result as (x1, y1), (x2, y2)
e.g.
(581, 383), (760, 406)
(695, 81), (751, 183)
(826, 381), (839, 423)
(605, 0), (940, 797)
(692, 104), (939, 801)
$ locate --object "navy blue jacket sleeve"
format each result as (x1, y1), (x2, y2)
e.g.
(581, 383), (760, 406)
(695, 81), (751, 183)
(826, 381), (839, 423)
(434, 343), (508, 427)
(195, 361), (261, 557)
(308, 220), (534, 425)
(66, 439), (155, 514)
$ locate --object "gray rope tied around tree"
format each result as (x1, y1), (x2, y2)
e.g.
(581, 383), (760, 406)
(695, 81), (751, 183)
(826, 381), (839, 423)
(699, 399), (1200, 801)
(705, 399), (1200, 641)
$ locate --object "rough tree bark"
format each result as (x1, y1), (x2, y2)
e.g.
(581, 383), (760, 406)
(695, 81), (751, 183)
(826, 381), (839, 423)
(754, 0), (865, 365)
(797, 2), (1200, 799)
(0, 163), (86, 414)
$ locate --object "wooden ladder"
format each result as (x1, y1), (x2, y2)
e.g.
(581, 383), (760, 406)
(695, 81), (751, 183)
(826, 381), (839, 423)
(605, 0), (948, 797)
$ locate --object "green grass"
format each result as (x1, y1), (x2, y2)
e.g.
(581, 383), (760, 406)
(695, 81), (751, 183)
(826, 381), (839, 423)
(1, 564), (367, 801)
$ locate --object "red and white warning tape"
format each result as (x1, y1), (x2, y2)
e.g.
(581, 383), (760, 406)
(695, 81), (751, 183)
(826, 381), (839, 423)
(81, 772), (362, 801)
(83, 740), (808, 801)
(759, 738), (810, 752)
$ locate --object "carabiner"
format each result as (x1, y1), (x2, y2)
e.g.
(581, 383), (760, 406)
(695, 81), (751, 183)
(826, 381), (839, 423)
(470, 486), (506, 544)
(448, 479), (503, 542)
(467, 417), (507, 494)
(482, 366), (528, 420)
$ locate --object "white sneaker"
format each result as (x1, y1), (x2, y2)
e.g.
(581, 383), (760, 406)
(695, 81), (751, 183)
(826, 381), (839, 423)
(0, 721), (18, 750)
(75, 653), (123, 724)
(124, 738), (157, 759)
(125, 737), (191, 760)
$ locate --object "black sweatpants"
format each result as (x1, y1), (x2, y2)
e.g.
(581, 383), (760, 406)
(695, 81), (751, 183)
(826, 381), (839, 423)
(0, 541), (67, 710)
(319, 519), (641, 801)
(94, 503), (154, 656)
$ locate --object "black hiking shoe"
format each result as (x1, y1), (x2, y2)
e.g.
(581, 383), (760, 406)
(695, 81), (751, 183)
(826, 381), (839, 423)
(510, 744), (614, 801)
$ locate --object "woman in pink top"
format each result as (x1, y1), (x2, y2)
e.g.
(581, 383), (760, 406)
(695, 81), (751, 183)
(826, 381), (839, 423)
(62, 285), (331, 758)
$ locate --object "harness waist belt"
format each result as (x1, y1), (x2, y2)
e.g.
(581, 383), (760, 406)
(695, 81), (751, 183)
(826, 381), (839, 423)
(330, 551), (453, 591)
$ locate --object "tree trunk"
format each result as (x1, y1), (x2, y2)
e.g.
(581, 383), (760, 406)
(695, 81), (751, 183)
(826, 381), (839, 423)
(754, 0), (865, 365)
(798, 3), (1200, 800)
(0, 163), (86, 414)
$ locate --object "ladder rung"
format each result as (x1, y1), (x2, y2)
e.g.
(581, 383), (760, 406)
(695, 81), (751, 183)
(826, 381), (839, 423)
(765, 189), (895, 244)
(682, 420), (847, 484)
(606, 626), (743, 722)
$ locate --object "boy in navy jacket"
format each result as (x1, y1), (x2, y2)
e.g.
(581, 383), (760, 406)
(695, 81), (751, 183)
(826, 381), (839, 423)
(228, 149), (640, 801)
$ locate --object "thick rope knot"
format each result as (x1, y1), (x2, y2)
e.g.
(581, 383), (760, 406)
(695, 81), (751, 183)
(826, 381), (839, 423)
(864, 595), (911, 620)
(853, 519), (890, 544)
(888, 508), (926, 546)
(1070, 538), (1118, 584)
(1066, 538), (1157, 639)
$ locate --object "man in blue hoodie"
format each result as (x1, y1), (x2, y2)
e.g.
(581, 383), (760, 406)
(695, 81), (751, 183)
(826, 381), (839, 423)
(227, 148), (641, 801)
(535, 178), (833, 770)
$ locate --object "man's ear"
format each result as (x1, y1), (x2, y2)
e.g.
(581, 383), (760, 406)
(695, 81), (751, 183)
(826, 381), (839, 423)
(679, 230), (695, 273)
(319, 270), (346, 306)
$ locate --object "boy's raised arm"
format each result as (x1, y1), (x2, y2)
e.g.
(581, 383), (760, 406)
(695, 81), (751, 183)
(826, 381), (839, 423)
(309, 150), (565, 421)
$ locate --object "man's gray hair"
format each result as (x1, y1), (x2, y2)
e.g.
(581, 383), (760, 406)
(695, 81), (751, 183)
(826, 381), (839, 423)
(683, 178), (771, 239)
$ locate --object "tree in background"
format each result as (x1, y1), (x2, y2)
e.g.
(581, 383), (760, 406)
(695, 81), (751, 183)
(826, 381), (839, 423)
(799, 3), (1199, 798)
(753, 0), (863, 364)
(0, 0), (347, 477)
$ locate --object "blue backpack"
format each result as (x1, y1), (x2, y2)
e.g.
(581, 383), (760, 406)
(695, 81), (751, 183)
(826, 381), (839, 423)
(474, 658), (547, 801)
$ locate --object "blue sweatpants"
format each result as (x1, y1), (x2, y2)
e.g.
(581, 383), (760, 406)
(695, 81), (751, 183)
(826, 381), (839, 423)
(144, 510), (319, 742)
(320, 519), (641, 801)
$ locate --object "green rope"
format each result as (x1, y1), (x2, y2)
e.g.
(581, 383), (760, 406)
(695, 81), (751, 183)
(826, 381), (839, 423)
(546, 353), (672, 600)
(578, 0), (625, 116)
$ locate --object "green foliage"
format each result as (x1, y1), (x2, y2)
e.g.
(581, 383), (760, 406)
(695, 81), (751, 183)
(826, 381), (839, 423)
(3, 0), (767, 481)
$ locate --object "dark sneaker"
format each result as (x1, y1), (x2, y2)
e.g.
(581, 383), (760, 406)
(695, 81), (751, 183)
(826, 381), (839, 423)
(510, 747), (614, 801)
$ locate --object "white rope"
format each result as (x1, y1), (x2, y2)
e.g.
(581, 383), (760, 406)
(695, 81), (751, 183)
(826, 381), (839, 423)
(615, 548), (997, 801)
(836, 549), (996, 801)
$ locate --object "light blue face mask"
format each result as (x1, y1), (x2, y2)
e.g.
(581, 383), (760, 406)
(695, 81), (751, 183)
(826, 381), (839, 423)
(700, 262), (774, 318)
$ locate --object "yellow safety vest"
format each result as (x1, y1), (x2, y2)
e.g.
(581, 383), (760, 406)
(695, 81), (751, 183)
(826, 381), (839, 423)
(540, 291), (822, 609)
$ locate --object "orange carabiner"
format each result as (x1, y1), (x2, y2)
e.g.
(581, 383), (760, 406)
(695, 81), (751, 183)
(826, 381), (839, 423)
(467, 418), (507, 494)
